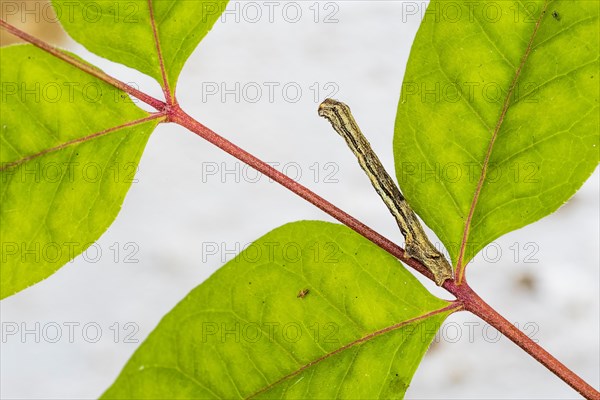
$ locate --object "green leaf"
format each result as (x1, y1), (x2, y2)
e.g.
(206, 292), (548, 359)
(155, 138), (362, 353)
(52, 0), (228, 91)
(394, 0), (599, 267)
(102, 221), (454, 399)
(0, 44), (159, 299)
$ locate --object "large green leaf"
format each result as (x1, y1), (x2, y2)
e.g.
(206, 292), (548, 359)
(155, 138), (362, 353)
(394, 0), (599, 267)
(52, 0), (228, 92)
(102, 221), (454, 399)
(0, 45), (159, 298)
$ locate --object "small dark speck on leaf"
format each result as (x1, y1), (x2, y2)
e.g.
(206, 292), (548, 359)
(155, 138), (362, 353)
(248, 282), (251, 285)
(297, 289), (309, 299)
(552, 11), (560, 21)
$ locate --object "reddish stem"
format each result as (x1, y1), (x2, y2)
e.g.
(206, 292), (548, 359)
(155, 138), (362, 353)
(454, 281), (600, 400)
(1, 20), (597, 399)
(171, 104), (599, 400)
(169, 105), (434, 281)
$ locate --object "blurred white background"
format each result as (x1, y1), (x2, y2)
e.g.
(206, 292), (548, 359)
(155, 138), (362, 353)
(1, 1), (598, 399)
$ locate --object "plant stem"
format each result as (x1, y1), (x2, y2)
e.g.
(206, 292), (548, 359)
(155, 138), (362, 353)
(170, 105), (438, 283)
(454, 282), (600, 400)
(171, 104), (599, 399)
(2, 20), (596, 398)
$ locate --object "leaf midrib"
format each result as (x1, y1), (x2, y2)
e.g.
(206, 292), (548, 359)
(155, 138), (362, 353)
(0, 115), (163, 172)
(245, 303), (457, 399)
(147, 0), (172, 97)
(456, 0), (551, 278)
